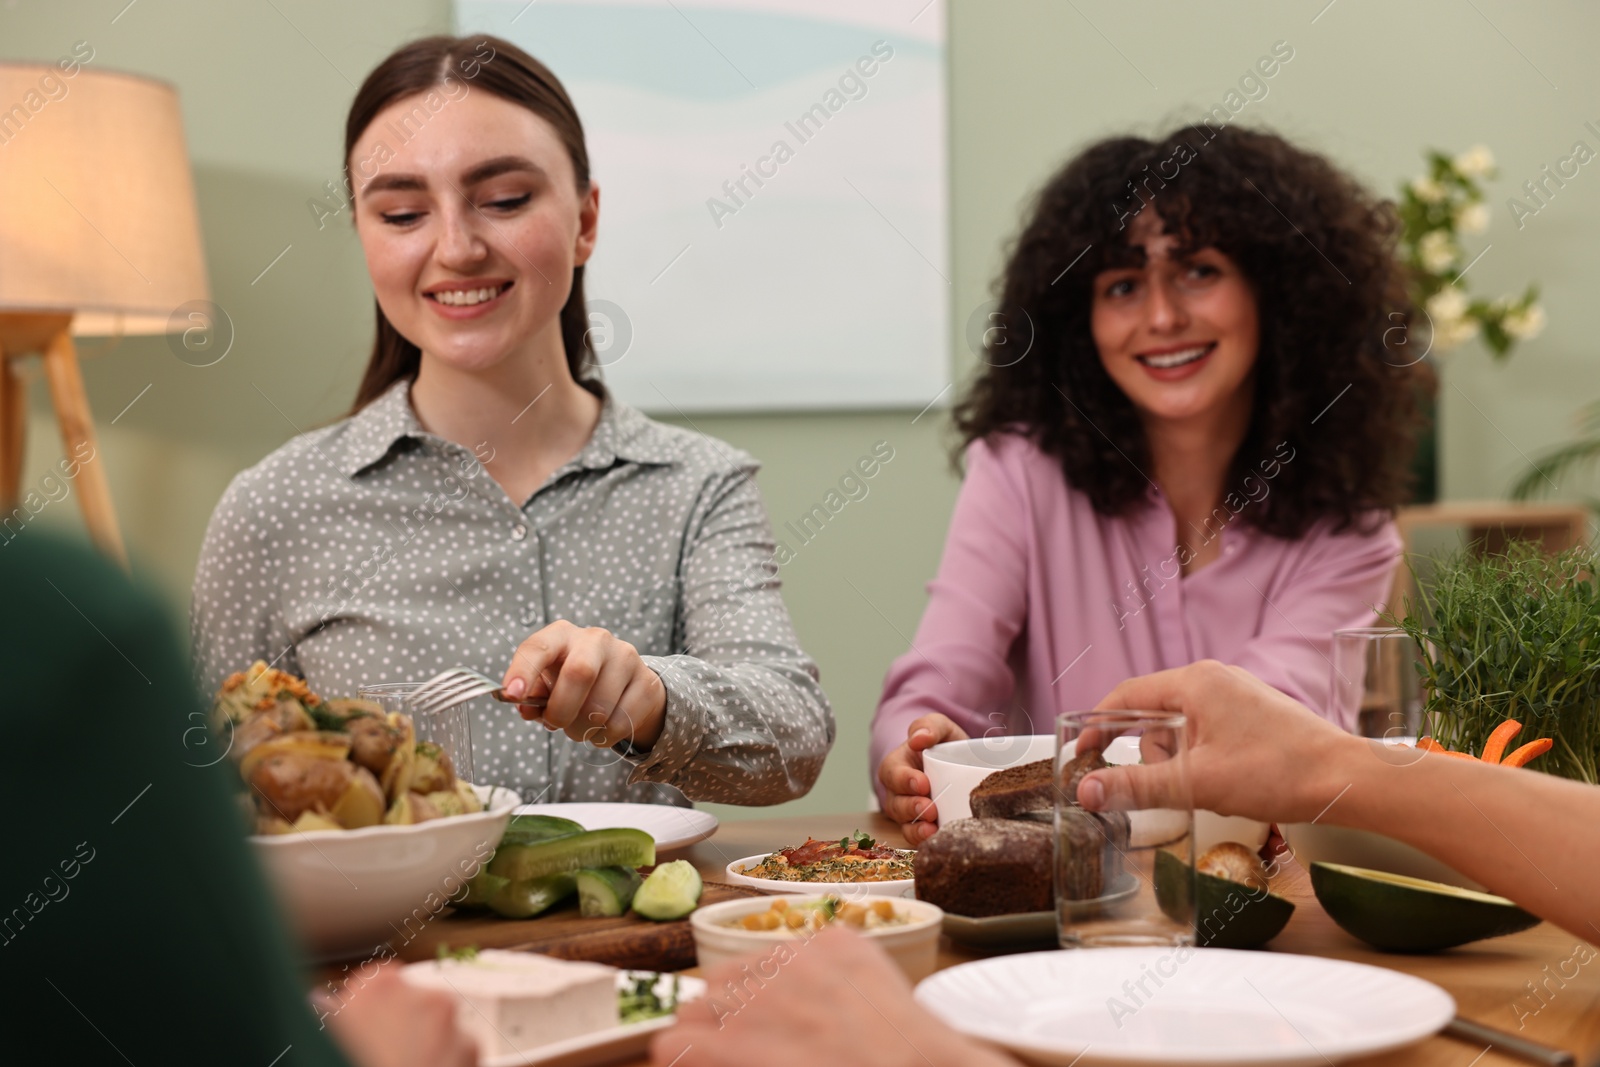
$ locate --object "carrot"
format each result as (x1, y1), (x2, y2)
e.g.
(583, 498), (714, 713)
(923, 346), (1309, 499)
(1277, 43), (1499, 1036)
(1415, 737), (1448, 753)
(1480, 719), (1524, 764)
(1501, 738), (1554, 768)
(1438, 750), (1480, 761)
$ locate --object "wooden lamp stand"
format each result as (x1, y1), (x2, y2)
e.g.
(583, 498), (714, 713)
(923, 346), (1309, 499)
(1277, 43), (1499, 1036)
(0, 311), (128, 568)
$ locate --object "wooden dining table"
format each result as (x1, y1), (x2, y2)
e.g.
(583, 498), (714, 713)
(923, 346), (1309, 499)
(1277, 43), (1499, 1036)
(396, 811), (1600, 1066)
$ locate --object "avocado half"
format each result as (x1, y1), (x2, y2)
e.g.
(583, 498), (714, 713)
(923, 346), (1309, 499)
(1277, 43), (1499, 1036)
(1310, 862), (1541, 952)
(1154, 848), (1295, 949)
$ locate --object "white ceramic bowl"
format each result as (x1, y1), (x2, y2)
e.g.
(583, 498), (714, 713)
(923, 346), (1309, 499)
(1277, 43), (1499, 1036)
(921, 735), (1269, 852)
(691, 894), (944, 981)
(252, 784), (521, 956)
(922, 734), (1056, 823)
(1281, 822), (1484, 891)
(725, 853), (915, 898)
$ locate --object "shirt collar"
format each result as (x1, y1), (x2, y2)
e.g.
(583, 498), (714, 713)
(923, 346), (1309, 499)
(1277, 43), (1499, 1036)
(335, 379), (417, 477)
(335, 378), (679, 477)
(571, 389), (682, 469)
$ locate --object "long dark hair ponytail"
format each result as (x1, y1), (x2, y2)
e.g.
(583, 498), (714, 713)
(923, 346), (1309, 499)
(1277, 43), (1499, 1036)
(344, 35), (598, 412)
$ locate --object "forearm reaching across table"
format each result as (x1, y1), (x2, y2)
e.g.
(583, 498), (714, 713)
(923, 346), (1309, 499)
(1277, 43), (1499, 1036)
(1081, 661), (1600, 942)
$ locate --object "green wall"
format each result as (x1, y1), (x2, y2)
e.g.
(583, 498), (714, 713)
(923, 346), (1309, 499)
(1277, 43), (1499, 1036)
(6, 0), (1597, 822)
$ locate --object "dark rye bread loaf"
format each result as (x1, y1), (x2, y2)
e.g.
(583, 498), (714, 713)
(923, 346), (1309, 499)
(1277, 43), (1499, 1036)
(914, 817), (1052, 917)
(1061, 749), (1110, 806)
(969, 750), (1108, 819)
(1057, 806), (1133, 900)
(915, 808), (1135, 915)
(968, 759), (1054, 819)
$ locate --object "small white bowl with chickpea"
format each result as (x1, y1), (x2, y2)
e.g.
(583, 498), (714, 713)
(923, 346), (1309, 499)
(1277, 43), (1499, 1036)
(690, 894), (944, 981)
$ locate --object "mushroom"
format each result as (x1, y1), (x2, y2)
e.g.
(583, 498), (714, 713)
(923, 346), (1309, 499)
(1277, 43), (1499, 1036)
(1197, 841), (1269, 894)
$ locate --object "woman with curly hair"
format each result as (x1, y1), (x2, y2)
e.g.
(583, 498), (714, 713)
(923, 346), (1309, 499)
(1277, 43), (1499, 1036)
(873, 124), (1422, 842)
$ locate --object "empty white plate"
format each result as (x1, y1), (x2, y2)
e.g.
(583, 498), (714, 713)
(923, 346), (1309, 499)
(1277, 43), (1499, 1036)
(511, 802), (718, 852)
(914, 947), (1453, 1065)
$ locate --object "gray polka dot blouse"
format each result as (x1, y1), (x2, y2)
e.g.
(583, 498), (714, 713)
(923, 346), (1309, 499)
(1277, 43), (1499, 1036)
(190, 379), (836, 808)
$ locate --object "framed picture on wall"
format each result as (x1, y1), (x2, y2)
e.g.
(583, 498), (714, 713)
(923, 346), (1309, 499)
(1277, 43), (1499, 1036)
(455, 0), (951, 414)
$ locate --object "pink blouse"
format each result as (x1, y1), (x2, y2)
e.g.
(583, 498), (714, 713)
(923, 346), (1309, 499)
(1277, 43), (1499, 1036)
(870, 433), (1401, 804)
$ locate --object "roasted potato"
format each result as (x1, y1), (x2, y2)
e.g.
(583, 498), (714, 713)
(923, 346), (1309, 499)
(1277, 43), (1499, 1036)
(214, 660), (320, 725)
(379, 713), (416, 800)
(382, 790), (441, 826)
(248, 753), (356, 823)
(291, 810), (343, 833)
(314, 696), (384, 732)
(237, 730), (351, 784)
(423, 788), (465, 817)
(231, 713), (286, 763)
(330, 767), (386, 829)
(224, 696), (317, 763)
(423, 780), (484, 817)
(346, 715), (405, 778)
(410, 741), (456, 794)
(217, 665), (481, 833)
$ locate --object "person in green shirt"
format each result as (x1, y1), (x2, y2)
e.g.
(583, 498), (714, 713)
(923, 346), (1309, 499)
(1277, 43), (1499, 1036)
(1, 530), (472, 1067)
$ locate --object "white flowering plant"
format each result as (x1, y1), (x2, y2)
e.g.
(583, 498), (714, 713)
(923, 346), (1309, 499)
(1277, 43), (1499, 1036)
(1398, 145), (1543, 359)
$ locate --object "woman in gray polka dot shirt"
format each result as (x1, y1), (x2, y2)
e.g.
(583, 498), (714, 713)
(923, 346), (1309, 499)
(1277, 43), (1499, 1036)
(191, 35), (835, 808)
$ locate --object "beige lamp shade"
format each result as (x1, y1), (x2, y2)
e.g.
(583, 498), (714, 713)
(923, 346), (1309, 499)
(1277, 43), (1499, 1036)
(0, 64), (209, 336)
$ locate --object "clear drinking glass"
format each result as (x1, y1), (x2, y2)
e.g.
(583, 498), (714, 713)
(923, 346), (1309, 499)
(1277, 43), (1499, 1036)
(358, 682), (476, 786)
(1055, 709), (1193, 948)
(1330, 627), (1425, 739)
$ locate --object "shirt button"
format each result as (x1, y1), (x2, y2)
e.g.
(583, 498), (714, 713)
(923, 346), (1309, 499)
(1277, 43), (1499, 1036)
(511, 523), (528, 541)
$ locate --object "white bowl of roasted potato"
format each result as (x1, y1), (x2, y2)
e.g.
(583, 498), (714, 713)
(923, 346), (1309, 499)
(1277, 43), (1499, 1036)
(252, 781), (518, 955)
(216, 663), (520, 955)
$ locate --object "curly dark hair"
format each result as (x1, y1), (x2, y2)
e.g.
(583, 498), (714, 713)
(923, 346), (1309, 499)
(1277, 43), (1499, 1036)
(952, 123), (1424, 539)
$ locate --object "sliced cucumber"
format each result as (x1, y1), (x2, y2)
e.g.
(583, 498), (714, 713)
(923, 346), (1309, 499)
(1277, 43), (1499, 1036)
(489, 872), (577, 919)
(575, 866), (644, 917)
(489, 827), (656, 883)
(457, 870), (510, 909)
(499, 814), (587, 848)
(632, 860), (703, 921)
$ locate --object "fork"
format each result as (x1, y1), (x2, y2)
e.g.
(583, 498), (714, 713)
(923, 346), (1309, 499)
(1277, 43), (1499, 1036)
(405, 667), (547, 717)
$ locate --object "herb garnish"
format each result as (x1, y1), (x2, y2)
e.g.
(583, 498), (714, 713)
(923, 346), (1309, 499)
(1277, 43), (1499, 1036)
(619, 971), (680, 1023)
(838, 829), (876, 850)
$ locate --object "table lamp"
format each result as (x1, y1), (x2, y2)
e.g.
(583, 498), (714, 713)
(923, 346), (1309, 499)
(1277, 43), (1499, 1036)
(0, 63), (211, 567)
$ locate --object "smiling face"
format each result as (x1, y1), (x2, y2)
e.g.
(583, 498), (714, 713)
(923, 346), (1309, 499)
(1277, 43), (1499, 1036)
(350, 87), (597, 377)
(1089, 209), (1259, 429)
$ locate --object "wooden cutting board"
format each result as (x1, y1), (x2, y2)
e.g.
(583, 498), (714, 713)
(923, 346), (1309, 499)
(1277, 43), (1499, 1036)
(392, 881), (766, 972)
